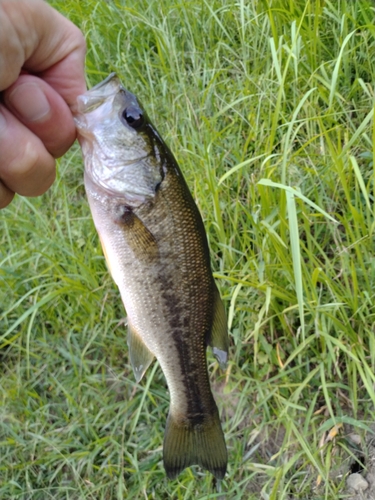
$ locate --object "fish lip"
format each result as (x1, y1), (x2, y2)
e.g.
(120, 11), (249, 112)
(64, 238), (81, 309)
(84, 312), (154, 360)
(90, 72), (119, 91)
(75, 73), (125, 114)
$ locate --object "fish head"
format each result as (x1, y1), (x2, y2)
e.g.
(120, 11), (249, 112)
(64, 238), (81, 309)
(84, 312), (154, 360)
(75, 73), (163, 207)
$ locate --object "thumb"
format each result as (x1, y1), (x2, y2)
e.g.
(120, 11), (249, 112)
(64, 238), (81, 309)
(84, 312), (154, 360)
(4, 74), (77, 158)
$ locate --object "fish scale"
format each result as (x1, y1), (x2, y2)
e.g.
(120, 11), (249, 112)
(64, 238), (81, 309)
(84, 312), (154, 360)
(75, 73), (229, 479)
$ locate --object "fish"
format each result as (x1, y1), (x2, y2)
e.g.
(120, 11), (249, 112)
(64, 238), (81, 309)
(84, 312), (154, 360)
(74, 73), (229, 480)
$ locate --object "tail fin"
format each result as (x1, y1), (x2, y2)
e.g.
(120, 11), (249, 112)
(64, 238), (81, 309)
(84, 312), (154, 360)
(163, 412), (227, 479)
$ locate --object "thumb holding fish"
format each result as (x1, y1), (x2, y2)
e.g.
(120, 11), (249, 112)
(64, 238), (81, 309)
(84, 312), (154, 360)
(0, 0), (86, 208)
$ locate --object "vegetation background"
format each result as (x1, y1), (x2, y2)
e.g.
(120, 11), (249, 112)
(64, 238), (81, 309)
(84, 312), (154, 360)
(1, 0), (375, 498)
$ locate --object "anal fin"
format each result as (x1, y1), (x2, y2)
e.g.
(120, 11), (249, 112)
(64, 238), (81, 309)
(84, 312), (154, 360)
(127, 321), (154, 382)
(207, 283), (229, 369)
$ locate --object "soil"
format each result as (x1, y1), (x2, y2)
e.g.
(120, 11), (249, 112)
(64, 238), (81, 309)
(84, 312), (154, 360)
(215, 381), (375, 498)
(346, 434), (375, 500)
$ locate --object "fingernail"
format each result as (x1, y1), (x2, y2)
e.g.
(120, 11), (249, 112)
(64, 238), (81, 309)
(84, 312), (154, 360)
(0, 112), (6, 134)
(8, 83), (51, 122)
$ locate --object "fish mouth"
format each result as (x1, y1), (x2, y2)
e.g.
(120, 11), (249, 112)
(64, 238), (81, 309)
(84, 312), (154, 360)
(76, 73), (123, 114)
(91, 72), (119, 91)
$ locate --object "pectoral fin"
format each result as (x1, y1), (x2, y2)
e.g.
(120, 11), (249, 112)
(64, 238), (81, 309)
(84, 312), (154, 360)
(98, 233), (117, 282)
(115, 209), (158, 261)
(127, 321), (155, 382)
(207, 283), (229, 369)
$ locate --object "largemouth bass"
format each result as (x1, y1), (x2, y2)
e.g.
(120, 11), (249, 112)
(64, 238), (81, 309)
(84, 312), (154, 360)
(74, 73), (228, 479)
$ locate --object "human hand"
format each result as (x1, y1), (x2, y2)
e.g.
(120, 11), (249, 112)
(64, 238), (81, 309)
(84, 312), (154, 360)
(0, 0), (86, 208)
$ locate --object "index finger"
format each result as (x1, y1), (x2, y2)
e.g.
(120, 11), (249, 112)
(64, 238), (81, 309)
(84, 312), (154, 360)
(0, 0), (86, 108)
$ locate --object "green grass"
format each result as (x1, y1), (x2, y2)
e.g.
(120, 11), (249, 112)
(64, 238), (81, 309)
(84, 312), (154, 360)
(1, 0), (375, 498)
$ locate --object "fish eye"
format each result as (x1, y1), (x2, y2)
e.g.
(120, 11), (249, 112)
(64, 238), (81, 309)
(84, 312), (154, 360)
(122, 106), (144, 129)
